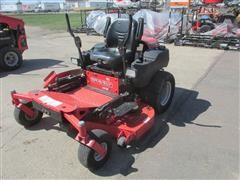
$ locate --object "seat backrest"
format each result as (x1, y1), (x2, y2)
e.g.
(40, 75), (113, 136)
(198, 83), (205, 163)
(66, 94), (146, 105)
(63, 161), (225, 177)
(105, 18), (138, 52)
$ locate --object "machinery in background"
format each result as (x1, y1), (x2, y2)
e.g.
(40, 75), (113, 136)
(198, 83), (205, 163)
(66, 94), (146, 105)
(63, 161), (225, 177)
(174, 0), (240, 50)
(0, 14), (28, 70)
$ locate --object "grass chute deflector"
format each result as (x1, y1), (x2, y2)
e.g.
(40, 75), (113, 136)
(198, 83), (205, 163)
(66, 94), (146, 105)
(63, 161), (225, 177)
(11, 12), (175, 171)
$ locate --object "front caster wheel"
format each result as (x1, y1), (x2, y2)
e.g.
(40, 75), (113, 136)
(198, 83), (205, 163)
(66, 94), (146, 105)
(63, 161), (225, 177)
(78, 129), (112, 171)
(14, 102), (43, 127)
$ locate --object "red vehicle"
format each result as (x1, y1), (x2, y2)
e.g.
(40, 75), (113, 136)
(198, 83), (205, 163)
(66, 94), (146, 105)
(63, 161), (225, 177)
(11, 14), (175, 171)
(0, 14), (28, 70)
(202, 0), (223, 4)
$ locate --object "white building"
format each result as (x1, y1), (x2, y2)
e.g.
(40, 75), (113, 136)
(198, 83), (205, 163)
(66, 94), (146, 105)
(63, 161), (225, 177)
(0, 1), (66, 12)
(0, 4), (18, 12)
(65, 0), (91, 9)
(88, 0), (113, 8)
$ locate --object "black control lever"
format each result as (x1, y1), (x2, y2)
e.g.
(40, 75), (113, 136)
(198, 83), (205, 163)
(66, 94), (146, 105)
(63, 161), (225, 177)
(65, 13), (85, 68)
(66, 13), (74, 37)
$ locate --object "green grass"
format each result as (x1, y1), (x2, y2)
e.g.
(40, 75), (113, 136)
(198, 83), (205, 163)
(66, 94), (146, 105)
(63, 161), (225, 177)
(10, 13), (84, 31)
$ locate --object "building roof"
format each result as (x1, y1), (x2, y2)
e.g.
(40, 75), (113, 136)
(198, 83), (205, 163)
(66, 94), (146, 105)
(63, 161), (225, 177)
(88, 0), (112, 2)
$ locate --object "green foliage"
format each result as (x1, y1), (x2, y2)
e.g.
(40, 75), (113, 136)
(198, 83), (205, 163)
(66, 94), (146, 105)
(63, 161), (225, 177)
(10, 13), (83, 31)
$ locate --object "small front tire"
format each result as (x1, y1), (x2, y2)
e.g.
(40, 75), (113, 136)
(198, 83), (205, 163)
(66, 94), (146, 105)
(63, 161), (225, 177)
(78, 129), (112, 171)
(14, 102), (43, 127)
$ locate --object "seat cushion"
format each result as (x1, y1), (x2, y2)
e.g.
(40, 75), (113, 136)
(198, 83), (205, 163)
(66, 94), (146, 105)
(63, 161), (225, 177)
(92, 42), (106, 49)
(90, 47), (133, 70)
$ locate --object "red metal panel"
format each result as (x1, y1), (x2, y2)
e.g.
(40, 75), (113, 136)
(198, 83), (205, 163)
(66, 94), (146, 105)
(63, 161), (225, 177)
(17, 34), (28, 53)
(25, 86), (113, 113)
(86, 71), (119, 95)
(69, 87), (113, 107)
(202, 0), (223, 4)
(85, 103), (155, 144)
(0, 14), (24, 30)
(117, 105), (155, 143)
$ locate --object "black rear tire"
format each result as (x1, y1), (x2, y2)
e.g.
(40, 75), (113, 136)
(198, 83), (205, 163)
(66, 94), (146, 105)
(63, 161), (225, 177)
(198, 24), (213, 33)
(78, 129), (112, 171)
(139, 71), (175, 114)
(0, 47), (23, 70)
(14, 102), (43, 127)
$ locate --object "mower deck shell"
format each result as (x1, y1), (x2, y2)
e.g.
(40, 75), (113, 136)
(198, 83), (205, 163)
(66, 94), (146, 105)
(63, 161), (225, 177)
(30, 87), (114, 112)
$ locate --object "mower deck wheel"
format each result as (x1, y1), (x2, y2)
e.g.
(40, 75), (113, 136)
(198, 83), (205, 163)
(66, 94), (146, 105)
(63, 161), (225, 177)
(78, 129), (112, 171)
(14, 102), (43, 127)
(0, 47), (23, 70)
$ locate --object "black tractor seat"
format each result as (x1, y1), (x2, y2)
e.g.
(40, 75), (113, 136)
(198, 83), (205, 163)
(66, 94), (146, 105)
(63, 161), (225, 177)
(89, 18), (138, 71)
(90, 47), (133, 71)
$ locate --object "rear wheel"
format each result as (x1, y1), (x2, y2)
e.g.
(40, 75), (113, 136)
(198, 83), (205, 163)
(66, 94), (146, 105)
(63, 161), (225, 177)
(78, 129), (112, 171)
(14, 102), (43, 127)
(139, 71), (175, 114)
(198, 24), (214, 33)
(0, 47), (23, 70)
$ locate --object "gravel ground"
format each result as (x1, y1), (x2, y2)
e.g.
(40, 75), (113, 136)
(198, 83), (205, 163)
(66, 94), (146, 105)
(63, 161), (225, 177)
(0, 26), (239, 179)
